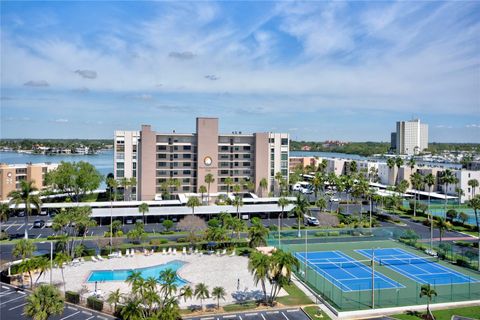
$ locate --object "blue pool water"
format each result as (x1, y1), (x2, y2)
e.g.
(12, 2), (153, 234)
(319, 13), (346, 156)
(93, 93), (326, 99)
(87, 260), (187, 285)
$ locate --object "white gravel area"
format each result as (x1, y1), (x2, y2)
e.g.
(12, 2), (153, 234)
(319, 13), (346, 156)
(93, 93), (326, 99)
(39, 252), (285, 307)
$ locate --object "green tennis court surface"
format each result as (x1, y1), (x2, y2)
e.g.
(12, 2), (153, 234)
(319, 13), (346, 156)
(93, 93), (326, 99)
(275, 236), (480, 311)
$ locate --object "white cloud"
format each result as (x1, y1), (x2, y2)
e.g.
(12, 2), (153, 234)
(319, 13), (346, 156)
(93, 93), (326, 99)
(54, 118), (68, 123)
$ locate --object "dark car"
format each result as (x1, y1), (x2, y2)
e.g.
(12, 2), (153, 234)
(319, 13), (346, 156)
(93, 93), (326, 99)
(33, 220), (45, 228)
(9, 233), (23, 240)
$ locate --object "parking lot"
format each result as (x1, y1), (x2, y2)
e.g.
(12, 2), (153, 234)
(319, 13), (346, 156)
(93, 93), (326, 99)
(185, 308), (309, 320)
(0, 284), (116, 320)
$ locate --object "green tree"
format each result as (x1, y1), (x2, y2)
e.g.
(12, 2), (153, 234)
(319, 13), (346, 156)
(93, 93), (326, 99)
(180, 285), (193, 303)
(408, 157), (416, 172)
(107, 288), (123, 312)
(168, 178), (180, 200)
(435, 217), (451, 244)
(315, 197), (327, 213)
(138, 202), (149, 224)
(8, 180), (42, 239)
(419, 284), (437, 319)
(259, 178), (268, 197)
(248, 217), (269, 248)
(232, 195), (244, 219)
(446, 209), (457, 222)
(440, 169), (456, 219)
(121, 297), (144, 320)
(224, 177), (233, 196)
(410, 172), (425, 217)
(54, 253), (71, 293)
(187, 196), (201, 215)
(194, 283), (210, 310)
(386, 158), (396, 184)
(199, 185), (207, 204)
(248, 251), (271, 303)
(274, 172), (284, 196)
(24, 284), (64, 320)
(468, 179), (479, 199)
(34, 257), (51, 285)
(162, 219), (174, 232)
(129, 177), (137, 201)
(424, 173), (436, 250)
(13, 238), (36, 260)
(277, 197), (290, 234)
(458, 212), (469, 225)
(119, 177), (129, 201)
(293, 195), (309, 238)
(212, 286), (226, 309)
(312, 172), (324, 198)
(395, 157), (404, 185)
(127, 222), (147, 244)
(468, 195), (480, 271)
(159, 268), (178, 299)
(0, 203), (10, 230)
(205, 173), (215, 204)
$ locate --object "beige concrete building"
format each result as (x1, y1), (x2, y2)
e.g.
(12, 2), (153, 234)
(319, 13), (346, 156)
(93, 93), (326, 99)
(114, 130), (140, 199)
(120, 118), (289, 201)
(0, 163), (58, 201)
(393, 119), (429, 155)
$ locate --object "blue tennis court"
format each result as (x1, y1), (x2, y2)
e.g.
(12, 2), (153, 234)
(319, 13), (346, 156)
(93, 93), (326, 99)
(295, 251), (404, 292)
(356, 248), (479, 285)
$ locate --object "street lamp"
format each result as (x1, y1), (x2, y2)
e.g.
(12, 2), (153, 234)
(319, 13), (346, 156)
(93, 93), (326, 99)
(40, 241), (53, 285)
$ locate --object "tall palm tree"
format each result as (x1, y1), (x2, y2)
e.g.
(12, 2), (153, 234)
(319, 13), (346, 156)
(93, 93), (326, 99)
(440, 169), (456, 219)
(199, 185), (207, 204)
(13, 238), (36, 260)
(129, 177), (137, 201)
(121, 297), (144, 320)
(410, 172), (425, 217)
(425, 173), (436, 250)
(274, 172), (283, 196)
(277, 197), (290, 233)
(395, 156), (404, 185)
(0, 203), (10, 231)
(194, 283), (210, 310)
(212, 286), (226, 309)
(408, 157), (416, 172)
(119, 177), (129, 201)
(468, 195), (480, 271)
(205, 173), (214, 204)
(293, 195), (309, 238)
(159, 268), (178, 299)
(54, 253), (71, 293)
(341, 175), (354, 216)
(126, 270), (143, 294)
(468, 179), (479, 199)
(268, 250), (299, 305)
(435, 217), (450, 244)
(224, 177), (233, 197)
(312, 172), (324, 198)
(248, 217), (269, 248)
(138, 202), (149, 224)
(419, 284), (437, 319)
(315, 198), (327, 213)
(9, 180), (42, 239)
(386, 158), (396, 185)
(259, 178), (268, 197)
(248, 251), (270, 303)
(34, 257), (51, 285)
(232, 217), (247, 240)
(187, 196), (201, 215)
(455, 187), (464, 206)
(232, 196), (243, 219)
(169, 178), (181, 200)
(24, 284), (64, 320)
(106, 176), (118, 201)
(107, 288), (123, 313)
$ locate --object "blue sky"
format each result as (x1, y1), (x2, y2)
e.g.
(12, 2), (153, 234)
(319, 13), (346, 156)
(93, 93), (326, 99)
(1, 1), (479, 142)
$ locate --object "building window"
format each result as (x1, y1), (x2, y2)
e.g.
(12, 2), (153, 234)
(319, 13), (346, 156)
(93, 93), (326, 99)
(243, 154), (251, 159)
(116, 170), (124, 178)
(157, 154), (167, 159)
(157, 146), (167, 151)
(269, 138), (274, 143)
(183, 170), (191, 175)
(183, 154), (191, 159)
(157, 162), (167, 167)
(243, 146), (251, 151)
(220, 146), (229, 151)
(183, 145), (191, 150)
(243, 162), (250, 167)
(117, 163), (124, 169)
(281, 138), (288, 146)
(183, 162), (191, 167)
(281, 152), (288, 161)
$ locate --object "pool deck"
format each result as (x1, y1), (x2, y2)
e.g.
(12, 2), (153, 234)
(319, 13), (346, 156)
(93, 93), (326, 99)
(37, 252), (284, 307)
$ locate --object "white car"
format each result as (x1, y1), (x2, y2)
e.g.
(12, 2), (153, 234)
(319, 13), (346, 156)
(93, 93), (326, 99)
(301, 187), (313, 194)
(329, 197), (340, 202)
(45, 221), (53, 228)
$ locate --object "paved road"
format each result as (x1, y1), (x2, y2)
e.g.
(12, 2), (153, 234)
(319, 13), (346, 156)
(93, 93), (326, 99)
(0, 283), (116, 320)
(184, 307), (309, 320)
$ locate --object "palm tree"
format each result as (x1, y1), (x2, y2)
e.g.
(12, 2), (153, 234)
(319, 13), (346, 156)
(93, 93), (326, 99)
(13, 238), (36, 260)
(232, 195), (243, 219)
(0, 203), (10, 231)
(277, 197), (290, 233)
(440, 169), (456, 219)
(293, 195), (309, 238)
(194, 283), (210, 310)
(138, 202), (149, 224)
(126, 270), (143, 295)
(187, 196), (201, 215)
(180, 285), (193, 303)
(248, 251), (270, 303)
(259, 178), (268, 197)
(129, 177), (137, 201)
(232, 217), (247, 240)
(121, 297), (144, 320)
(267, 250), (299, 305)
(468, 179), (479, 199)
(410, 172), (424, 217)
(274, 172), (283, 196)
(54, 253), (71, 293)
(107, 288), (123, 313)
(419, 284), (437, 319)
(24, 284), (64, 320)
(248, 217), (269, 248)
(341, 175), (354, 215)
(386, 158), (396, 185)
(9, 180), (42, 239)
(159, 268), (178, 299)
(34, 257), (51, 285)
(119, 177), (129, 201)
(395, 157), (404, 185)
(169, 178), (181, 200)
(436, 217), (450, 243)
(205, 173), (215, 204)
(312, 172), (323, 198)
(199, 185), (207, 204)
(224, 177), (233, 197)
(106, 176), (118, 201)
(455, 187), (464, 206)
(425, 173), (436, 250)
(408, 157), (416, 172)
(315, 198), (327, 213)
(468, 195), (480, 271)
(212, 286), (226, 309)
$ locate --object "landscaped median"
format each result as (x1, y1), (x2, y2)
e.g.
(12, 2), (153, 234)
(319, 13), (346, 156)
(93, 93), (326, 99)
(392, 306), (480, 320)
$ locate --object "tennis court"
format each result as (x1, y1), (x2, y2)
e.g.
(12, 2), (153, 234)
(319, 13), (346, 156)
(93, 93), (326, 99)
(356, 248), (479, 286)
(294, 250), (404, 292)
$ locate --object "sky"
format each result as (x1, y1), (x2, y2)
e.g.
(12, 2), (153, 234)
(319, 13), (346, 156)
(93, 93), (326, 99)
(1, 1), (479, 142)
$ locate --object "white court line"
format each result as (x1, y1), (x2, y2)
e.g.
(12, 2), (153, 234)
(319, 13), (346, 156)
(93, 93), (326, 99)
(5, 223), (14, 231)
(29, 225), (34, 230)
(16, 224), (23, 231)
(8, 302), (27, 310)
(60, 311), (80, 320)
(36, 234), (42, 239)
(245, 313), (258, 317)
(287, 309), (299, 312)
(261, 314), (267, 320)
(266, 311), (279, 314)
(67, 306), (77, 310)
(281, 311), (289, 320)
(81, 311), (92, 315)
(223, 315), (236, 319)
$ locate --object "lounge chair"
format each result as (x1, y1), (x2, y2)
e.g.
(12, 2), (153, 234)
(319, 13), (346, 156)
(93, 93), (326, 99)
(182, 247), (186, 255)
(173, 248), (177, 255)
(167, 248), (172, 255)
(91, 256), (98, 262)
(194, 249), (199, 255)
(118, 251), (122, 258)
(97, 255), (104, 261)
(150, 249), (154, 255)
(162, 248), (166, 255)
(229, 250), (236, 257)
(221, 249), (227, 256)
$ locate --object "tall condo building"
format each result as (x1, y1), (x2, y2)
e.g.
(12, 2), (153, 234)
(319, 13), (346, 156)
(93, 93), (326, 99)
(115, 117), (289, 201)
(114, 130), (140, 199)
(393, 119), (428, 155)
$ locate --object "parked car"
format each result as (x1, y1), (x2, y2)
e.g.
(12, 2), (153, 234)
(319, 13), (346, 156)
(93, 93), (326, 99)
(125, 218), (134, 224)
(301, 187), (313, 194)
(135, 219), (144, 224)
(39, 210), (48, 216)
(33, 220), (45, 228)
(45, 221), (53, 228)
(9, 233), (23, 240)
(305, 216), (320, 226)
(17, 212), (25, 217)
(329, 197), (340, 202)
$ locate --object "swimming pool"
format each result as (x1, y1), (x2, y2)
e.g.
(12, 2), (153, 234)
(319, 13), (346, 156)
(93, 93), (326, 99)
(87, 260), (188, 285)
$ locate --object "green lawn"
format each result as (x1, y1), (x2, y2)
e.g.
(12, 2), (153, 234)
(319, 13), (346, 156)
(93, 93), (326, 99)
(392, 306), (480, 320)
(222, 301), (258, 312)
(303, 306), (331, 320)
(276, 282), (313, 306)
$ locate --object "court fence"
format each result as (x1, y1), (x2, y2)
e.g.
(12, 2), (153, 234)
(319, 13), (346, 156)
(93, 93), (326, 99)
(268, 227), (480, 312)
